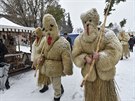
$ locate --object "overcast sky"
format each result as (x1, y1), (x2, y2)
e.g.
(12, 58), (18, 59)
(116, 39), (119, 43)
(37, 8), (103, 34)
(59, 0), (135, 31)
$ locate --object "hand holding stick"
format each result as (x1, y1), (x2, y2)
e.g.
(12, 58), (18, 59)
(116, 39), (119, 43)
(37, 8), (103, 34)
(81, 0), (112, 87)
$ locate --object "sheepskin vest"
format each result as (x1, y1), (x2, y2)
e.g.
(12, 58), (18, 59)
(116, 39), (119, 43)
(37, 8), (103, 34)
(41, 36), (73, 77)
(72, 29), (122, 81)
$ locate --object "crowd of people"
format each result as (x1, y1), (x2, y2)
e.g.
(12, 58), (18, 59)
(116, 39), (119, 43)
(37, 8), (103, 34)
(0, 7), (135, 101)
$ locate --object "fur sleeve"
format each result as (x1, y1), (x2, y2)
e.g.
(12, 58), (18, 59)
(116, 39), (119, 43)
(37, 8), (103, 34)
(62, 41), (73, 75)
(96, 30), (122, 71)
(62, 50), (73, 75)
(72, 36), (87, 68)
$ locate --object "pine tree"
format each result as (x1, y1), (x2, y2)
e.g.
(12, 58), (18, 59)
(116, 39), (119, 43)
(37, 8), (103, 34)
(60, 16), (67, 34)
(67, 13), (73, 33)
(46, 4), (65, 27)
(119, 18), (127, 28)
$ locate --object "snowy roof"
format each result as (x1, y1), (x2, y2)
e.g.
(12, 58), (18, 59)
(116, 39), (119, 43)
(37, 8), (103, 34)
(0, 17), (22, 27)
(0, 17), (34, 33)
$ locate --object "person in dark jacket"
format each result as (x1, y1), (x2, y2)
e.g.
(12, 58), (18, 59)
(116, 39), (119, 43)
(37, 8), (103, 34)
(64, 33), (72, 50)
(0, 39), (8, 62)
(0, 39), (10, 89)
(128, 34), (135, 52)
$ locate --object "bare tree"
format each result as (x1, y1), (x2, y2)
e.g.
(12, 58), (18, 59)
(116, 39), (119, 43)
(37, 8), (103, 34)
(0, 0), (65, 27)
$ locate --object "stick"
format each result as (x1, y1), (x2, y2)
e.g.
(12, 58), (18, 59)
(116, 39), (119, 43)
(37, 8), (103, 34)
(81, 0), (112, 87)
(34, 37), (46, 77)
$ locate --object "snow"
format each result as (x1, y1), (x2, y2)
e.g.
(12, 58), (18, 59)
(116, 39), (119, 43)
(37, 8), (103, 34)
(1, 47), (135, 101)
(16, 45), (31, 53)
(0, 17), (22, 27)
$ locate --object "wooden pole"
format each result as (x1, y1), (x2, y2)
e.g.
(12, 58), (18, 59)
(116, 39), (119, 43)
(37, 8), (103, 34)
(34, 37), (46, 77)
(81, 0), (112, 87)
(17, 34), (20, 52)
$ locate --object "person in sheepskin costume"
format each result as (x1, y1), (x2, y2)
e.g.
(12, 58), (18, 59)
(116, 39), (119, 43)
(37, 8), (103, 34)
(36, 14), (73, 101)
(118, 30), (130, 60)
(31, 27), (50, 93)
(72, 8), (122, 101)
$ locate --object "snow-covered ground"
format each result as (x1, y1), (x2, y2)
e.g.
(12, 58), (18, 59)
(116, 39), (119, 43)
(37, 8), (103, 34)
(1, 47), (135, 101)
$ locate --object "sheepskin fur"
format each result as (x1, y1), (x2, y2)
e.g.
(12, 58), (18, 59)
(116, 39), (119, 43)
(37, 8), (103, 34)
(39, 14), (73, 77)
(72, 29), (122, 81)
(118, 31), (130, 58)
(31, 28), (50, 86)
(72, 8), (122, 101)
(80, 8), (99, 28)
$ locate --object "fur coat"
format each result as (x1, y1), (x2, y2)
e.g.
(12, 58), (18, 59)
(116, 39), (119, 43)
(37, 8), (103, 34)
(72, 29), (122, 81)
(40, 14), (73, 77)
(31, 36), (51, 86)
(118, 32), (130, 45)
(118, 32), (130, 58)
(38, 36), (73, 77)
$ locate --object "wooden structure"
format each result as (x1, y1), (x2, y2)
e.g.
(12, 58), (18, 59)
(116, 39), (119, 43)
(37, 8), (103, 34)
(0, 17), (34, 75)
(5, 52), (32, 74)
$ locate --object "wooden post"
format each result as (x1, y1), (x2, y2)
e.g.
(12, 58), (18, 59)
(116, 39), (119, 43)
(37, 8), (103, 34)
(17, 34), (20, 52)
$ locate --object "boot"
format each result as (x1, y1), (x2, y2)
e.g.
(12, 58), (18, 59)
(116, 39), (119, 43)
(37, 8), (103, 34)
(39, 85), (48, 93)
(5, 78), (10, 90)
(54, 97), (60, 101)
(120, 57), (123, 60)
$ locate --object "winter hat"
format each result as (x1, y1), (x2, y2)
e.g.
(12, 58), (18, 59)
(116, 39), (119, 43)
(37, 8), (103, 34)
(42, 14), (59, 45)
(42, 14), (59, 33)
(80, 8), (99, 27)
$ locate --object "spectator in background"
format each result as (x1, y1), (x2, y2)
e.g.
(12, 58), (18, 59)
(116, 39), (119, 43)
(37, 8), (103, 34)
(128, 34), (135, 52)
(118, 30), (130, 60)
(0, 39), (10, 90)
(0, 39), (8, 66)
(64, 33), (72, 50)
